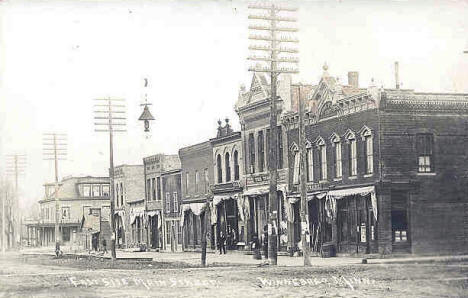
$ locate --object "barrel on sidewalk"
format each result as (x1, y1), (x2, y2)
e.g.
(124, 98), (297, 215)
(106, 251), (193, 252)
(253, 248), (261, 260)
(321, 242), (336, 258)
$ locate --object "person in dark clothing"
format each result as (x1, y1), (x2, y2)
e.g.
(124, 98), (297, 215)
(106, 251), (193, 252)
(92, 235), (98, 252)
(55, 242), (62, 258)
(218, 231), (226, 254)
(252, 233), (261, 260)
(102, 238), (107, 254)
(262, 225), (268, 259)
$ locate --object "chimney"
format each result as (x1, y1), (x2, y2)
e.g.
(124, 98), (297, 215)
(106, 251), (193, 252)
(347, 71), (359, 88)
(395, 61), (400, 89)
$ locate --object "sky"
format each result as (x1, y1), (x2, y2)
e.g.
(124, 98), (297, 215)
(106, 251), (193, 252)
(0, 0), (467, 212)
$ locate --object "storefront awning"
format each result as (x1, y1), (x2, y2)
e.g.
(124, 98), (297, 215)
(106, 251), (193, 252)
(129, 207), (145, 225)
(287, 191), (327, 204)
(243, 184), (288, 197)
(326, 186), (377, 221)
(180, 202), (207, 227)
(213, 194), (239, 206)
(114, 210), (125, 217)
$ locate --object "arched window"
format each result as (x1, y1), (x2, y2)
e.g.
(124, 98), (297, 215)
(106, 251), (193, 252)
(225, 152), (231, 182)
(359, 127), (374, 175)
(345, 131), (357, 177)
(233, 150), (239, 181)
(331, 134), (342, 178)
(217, 154), (222, 183)
(248, 133), (255, 173)
(258, 130), (264, 172)
(306, 147), (314, 182)
(317, 138), (327, 181)
(291, 143), (300, 184)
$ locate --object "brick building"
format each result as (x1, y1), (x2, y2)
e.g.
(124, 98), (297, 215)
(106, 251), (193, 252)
(31, 176), (110, 249)
(283, 65), (468, 255)
(113, 165), (145, 248)
(210, 119), (245, 250)
(235, 73), (293, 251)
(161, 169), (182, 251)
(179, 140), (213, 251)
(143, 154), (180, 249)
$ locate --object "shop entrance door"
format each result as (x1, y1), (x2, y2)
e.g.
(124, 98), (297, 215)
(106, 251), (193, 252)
(151, 215), (159, 249)
(391, 191), (410, 252)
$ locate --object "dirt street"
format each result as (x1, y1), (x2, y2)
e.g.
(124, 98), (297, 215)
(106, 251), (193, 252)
(0, 253), (467, 297)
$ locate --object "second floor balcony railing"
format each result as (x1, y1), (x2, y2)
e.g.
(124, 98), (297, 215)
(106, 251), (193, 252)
(39, 218), (82, 225)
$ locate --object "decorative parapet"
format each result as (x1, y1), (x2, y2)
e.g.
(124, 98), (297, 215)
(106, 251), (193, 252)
(383, 92), (468, 113)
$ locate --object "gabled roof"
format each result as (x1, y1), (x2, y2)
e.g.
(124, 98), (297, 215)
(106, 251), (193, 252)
(236, 72), (270, 109)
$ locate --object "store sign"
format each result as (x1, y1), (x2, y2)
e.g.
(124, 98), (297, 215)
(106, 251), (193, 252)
(360, 223), (367, 242)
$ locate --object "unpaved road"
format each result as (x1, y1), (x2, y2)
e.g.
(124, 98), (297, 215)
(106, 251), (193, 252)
(0, 253), (467, 297)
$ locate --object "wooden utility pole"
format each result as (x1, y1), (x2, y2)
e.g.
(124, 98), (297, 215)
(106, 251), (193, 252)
(248, 3), (299, 265)
(297, 83), (311, 266)
(94, 97), (127, 260)
(43, 134), (67, 249)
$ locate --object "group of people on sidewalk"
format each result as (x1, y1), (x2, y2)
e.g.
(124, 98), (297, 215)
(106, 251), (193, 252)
(217, 225), (269, 258)
(91, 234), (108, 254)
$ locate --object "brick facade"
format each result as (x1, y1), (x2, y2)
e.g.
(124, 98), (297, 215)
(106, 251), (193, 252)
(113, 165), (145, 248)
(283, 74), (468, 255)
(161, 170), (182, 251)
(179, 140), (213, 251)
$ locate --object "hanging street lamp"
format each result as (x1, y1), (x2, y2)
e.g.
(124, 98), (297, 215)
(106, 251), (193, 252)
(138, 78), (155, 132)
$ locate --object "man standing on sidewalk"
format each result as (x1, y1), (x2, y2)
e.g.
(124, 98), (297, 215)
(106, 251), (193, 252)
(218, 231), (226, 254)
(102, 238), (107, 254)
(262, 225), (268, 259)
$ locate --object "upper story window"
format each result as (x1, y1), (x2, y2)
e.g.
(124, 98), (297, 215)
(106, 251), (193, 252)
(146, 179), (151, 201)
(92, 185), (100, 197)
(346, 131), (357, 177)
(195, 170), (199, 192)
(361, 128), (374, 174)
(216, 154), (222, 183)
(165, 192), (171, 213)
(318, 138), (327, 180)
(278, 126), (284, 169)
(83, 184), (91, 197)
(292, 144), (300, 184)
(225, 153), (231, 182)
(62, 207), (70, 219)
(306, 146), (314, 182)
(266, 129), (270, 169)
(331, 134), (342, 179)
(204, 168), (209, 193)
(173, 192), (179, 213)
(185, 172), (189, 194)
(120, 183), (124, 205)
(416, 133), (434, 173)
(258, 130), (265, 172)
(233, 151), (240, 181)
(115, 183), (119, 206)
(157, 177), (162, 200)
(248, 133), (255, 173)
(151, 178), (156, 200)
(102, 185), (110, 197)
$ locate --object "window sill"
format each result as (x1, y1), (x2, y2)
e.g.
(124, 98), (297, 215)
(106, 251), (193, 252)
(417, 172), (436, 176)
(349, 176), (357, 180)
(363, 173), (374, 178)
(333, 178), (342, 182)
(319, 180), (328, 184)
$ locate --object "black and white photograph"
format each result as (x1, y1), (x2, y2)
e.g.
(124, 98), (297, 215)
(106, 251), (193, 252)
(0, 0), (467, 297)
